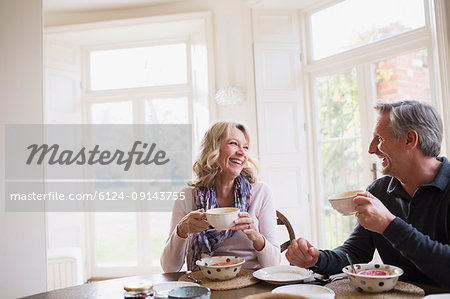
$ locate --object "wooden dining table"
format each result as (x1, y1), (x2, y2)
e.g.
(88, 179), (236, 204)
(21, 271), (448, 299)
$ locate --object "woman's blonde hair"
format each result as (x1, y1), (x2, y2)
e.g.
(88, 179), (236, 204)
(190, 121), (259, 188)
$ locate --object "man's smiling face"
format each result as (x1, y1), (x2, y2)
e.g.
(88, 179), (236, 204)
(368, 112), (408, 178)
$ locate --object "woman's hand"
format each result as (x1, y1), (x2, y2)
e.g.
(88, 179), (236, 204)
(232, 212), (265, 251)
(176, 209), (209, 239)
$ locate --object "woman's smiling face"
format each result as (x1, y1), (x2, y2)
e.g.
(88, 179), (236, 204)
(217, 127), (249, 181)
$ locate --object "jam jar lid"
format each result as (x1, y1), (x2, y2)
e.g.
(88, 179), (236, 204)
(124, 281), (153, 292)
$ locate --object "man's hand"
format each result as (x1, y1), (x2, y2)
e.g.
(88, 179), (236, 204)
(286, 237), (319, 268)
(354, 191), (395, 234)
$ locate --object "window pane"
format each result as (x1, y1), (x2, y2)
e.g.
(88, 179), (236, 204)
(90, 44), (188, 91)
(95, 213), (137, 267)
(315, 69), (364, 248)
(311, 0), (425, 60)
(375, 49), (430, 102)
(90, 101), (133, 124)
(317, 69), (360, 139)
(325, 209), (357, 248)
(145, 97), (189, 124)
(321, 139), (364, 204)
(149, 212), (172, 266)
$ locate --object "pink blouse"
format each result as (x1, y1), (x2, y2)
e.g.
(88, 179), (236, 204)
(160, 182), (281, 273)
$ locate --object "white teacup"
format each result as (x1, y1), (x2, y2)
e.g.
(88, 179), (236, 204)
(205, 207), (239, 230)
(328, 190), (364, 216)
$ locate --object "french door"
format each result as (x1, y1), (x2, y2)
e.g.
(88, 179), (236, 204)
(311, 49), (433, 248)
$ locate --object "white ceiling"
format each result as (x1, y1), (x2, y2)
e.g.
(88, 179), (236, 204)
(43, 0), (318, 13)
(43, 0), (186, 13)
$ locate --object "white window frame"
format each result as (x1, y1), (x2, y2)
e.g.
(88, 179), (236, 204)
(83, 39), (194, 125)
(83, 40), (193, 277)
(85, 34), (213, 277)
(300, 0), (449, 248)
(44, 12), (215, 279)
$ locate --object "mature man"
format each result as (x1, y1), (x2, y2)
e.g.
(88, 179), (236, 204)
(286, 100), (450, 289)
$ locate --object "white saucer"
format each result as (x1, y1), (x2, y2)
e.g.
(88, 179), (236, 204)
(272, 284), (335, 299)
(153, 281), (200, 298)
(253, 265), (313, 285)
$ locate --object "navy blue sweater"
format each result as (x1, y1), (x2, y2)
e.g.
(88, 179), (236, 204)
(313, 157), (450, 289)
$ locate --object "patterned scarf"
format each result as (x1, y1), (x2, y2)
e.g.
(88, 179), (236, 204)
(188, 174), (251, 270)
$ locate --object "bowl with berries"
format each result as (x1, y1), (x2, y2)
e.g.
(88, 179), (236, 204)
(195, 256), (245, 280)
(342, 263), (404, 292)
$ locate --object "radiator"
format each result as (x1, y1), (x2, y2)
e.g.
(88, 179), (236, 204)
(47, 257), (78, 290)
(47, 247), (83, 291)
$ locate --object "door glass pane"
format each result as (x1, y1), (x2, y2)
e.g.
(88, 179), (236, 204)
(325, 209), (358, 248)
(311, 0), (425, 60)
(374, 49), (431, 102)
(144, 97), (188, 266)
(320, 139), (364, 203)
(90, 43), (188, 91)
(95, 213), (137, 266)
(317, 70), (360, 139)
(145, 97), (189, 124)
(315, 68), (364, 248)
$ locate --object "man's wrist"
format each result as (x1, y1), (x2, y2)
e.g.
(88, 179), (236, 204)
(381, 214), (396, 234)
(308, 251), (323, 272)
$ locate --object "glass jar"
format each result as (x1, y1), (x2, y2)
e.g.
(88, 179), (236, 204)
(123, 281), (154, 299)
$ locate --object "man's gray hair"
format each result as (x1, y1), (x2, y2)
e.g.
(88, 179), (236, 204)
(374, 100), (443, 157)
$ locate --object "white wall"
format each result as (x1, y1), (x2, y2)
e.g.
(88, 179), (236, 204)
(44, 0), (259, 149)
(0, 0), (47, 297)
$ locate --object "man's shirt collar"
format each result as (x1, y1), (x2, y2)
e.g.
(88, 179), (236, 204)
(386, 156), (450, 195)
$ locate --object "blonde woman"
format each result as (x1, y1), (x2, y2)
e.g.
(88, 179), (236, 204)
(161, 121), (281, 272)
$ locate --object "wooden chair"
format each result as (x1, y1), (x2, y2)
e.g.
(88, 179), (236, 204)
(276, 210), (296, 252)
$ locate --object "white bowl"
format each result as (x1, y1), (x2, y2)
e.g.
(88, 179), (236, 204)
(153, 282), (200, 298)
(342, 263), (404, 293)
(168, 286), (210, 299)
(328, 190), (363, 216)
(195, 256), (245, 280)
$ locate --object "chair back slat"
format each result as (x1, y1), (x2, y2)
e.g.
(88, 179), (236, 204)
(276, 210), (296, 253)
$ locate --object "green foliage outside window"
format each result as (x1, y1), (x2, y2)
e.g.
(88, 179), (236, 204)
(316, 68), (364, 248)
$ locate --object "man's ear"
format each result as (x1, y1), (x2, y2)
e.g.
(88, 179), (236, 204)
(405, 130), (419, 149)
